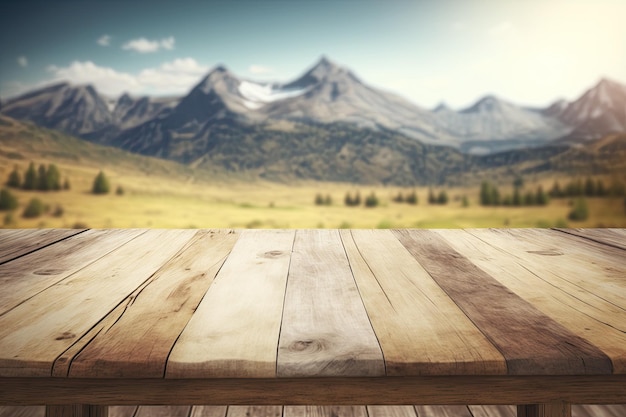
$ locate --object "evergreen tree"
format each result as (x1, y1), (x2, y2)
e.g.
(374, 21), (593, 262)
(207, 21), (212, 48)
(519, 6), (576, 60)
(92, 171), (110, 195)
(584, 177), (595, 196)
(0, 188), (18, 210)
(512, 187), (522, 206)
(354, 191), (361, 206)
(549, 181), (562, 198)
(314, 193), (324, 205)
(6, 166), (21, 188)
(364, 192), (379, 207)
(428, 188), (436, 204)
(405, 190), (418, 205)
(46, 164), (61, 190)
(536, 185), (549, 206)
(23, 162), (37, 190)
(37, 164), (48, 191)
(344, 192), (353, 207)
(392, 191), (404, 203)
(480, 181), (492, 206)
(524, 190), (536, 206)
(596, 179), (606, 197)
(490, 185), (501, 206)
(437, 190), (448, 205)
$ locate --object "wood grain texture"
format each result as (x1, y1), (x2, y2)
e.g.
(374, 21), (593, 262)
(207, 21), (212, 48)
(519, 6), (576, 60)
(68, 230), (239, 378)
(0, 406), (44, 417)
(474, 229), (626, 311)
(45, 405), (107, 417)
(0, 229), (144, 315)
(228, 406), (282, 417)
(366, 406), (416, 417)
(191, 406), (228, 417)
(0, 229), (196, 377)
(284, 406), (366, 417)
(166, 229), (295, 378)
(554, 228), (626, 251)
(0, 229), (84, 264)
(435, 229), (626, 374)
(517, 403), (571, 417)
(134, 406), (190, 417)
(468, 405), (516, 417)
(277, 229), (384, 377)
(414, 405), (472, 417)
(394, 229), (612, 376)
(2, 376), (626, 405)
(341, 229), (506, 376)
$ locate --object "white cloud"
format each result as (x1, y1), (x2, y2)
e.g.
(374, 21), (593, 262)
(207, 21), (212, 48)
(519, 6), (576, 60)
(248, 65), (274, 75)
(122, 36), (175, 53)
(32, 58), (208, 97)
(17, 56), (28, 68)
(97, 35), (111, 47)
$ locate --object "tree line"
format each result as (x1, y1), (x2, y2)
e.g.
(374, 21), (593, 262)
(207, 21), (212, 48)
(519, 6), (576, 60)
(480, 181), (549, 206)
(6, 163), (69, 191)
(549, 177), (625, 198)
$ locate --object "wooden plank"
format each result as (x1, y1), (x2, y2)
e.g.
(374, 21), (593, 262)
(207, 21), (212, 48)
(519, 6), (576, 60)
(413, 405), (472, 417)
(0, 406), (44, 417)
(166, 229), (295, 378)
(469, 228), (626, 310)
(469, 405), (516, 417)
(191, 406), (228, 417)
(228, 406), (282, 417)
(108, 407), (136, 417)
(284, 406), (366, 417)
(575, 405), (626, 417)
(2, 375), (626, 405)
(554, 228), (626, 250)
(0, 229), (144, 315)
(134, 406), (190, 417)
(394, 229), (613, 375)
(0, 229), (197, 377)
(277, 229), (384, 377)
(366, 406), (416, 417)
(0, 229), (84, 264)
(68, 229), (239, 378)
(340, 229), (506, 376)
(517, 403), (570, 417)
(435, 229), (626, 374)
(45, 405), (107, 417)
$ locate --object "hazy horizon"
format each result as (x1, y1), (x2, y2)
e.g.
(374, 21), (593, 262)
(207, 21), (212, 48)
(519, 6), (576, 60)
(1, 0), (625, 109)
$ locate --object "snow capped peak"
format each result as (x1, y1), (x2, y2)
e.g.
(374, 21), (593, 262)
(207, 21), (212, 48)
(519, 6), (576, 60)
(238, 80), (310, 109)
(460, 95), (508, 114)
(433, 102), (452, 113)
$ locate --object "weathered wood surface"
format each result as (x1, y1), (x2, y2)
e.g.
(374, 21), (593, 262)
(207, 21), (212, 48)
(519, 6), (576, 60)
(2, 405), (624, 417)
(0, 228), (624, 409)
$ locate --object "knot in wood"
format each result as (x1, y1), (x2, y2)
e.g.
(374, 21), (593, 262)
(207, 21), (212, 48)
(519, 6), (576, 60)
(55, 331), (76, 341)
(261, 250), (284, 258)
(290, 339), (324, 353)
(526, 250), (564, 256)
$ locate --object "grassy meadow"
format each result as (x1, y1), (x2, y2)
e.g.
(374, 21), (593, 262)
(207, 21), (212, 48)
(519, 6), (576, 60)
(1, 160), (625, 229)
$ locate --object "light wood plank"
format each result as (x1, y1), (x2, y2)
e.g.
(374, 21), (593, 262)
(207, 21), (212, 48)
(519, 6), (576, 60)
(0, 406), (44, 417)
(228, 406), (282, 417)
(68, 229), (239, 378)
(134, 406), (190, 417)
(0, 229), (197, 377)
(191, 406), (228, 417)
(0, 229), (144, 315)
(574, 405), (626, 417)
(277, 229), (384, 377)
(367, 406), (416, 417)
(0, 229), (84, 264)
(414, 405), (472, 417)
(108, 407), (136, 417)
(469, 405), (516, 417)
(340, 229), (506, 376)
(396, 229), (612, 375)
(166, 229), (295, 378)
(468, 228), (626, 310)
(554, 228), (626, 250)
(284, 406), (365, 417)
(435, 229), (626, 374)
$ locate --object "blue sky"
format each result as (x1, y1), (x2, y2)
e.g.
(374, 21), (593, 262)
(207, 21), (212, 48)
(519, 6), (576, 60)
(1, 0), (624, 109)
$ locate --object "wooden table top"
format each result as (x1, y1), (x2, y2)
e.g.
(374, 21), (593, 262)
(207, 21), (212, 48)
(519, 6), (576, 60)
(0, 228), (625, 407)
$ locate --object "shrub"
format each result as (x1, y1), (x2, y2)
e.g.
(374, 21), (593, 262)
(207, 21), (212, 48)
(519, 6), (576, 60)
(568, 198), (589, 221)
(392, 192), (404, 203)
(0, 188), (18, 210)
(405, 190), (418, 205)
(52, 205), (64, 217)
(364, 192), (379, 208)
(92, 171), (110, 194)
(3, 212), (15, 226)
(315, 193), (324, 205)
(22, 198), (45, 218)
(437, 190), (448, 205)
